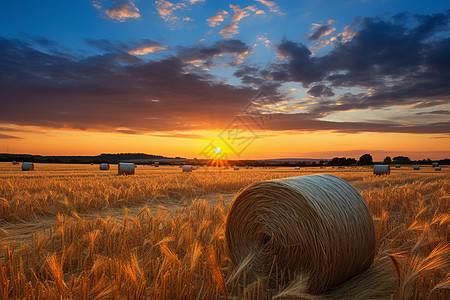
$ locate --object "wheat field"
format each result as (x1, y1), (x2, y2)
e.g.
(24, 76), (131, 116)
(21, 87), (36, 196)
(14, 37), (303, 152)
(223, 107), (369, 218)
(0, 162), (448, 299)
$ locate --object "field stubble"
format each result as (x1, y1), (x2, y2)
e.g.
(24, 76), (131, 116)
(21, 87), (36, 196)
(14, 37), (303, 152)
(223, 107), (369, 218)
(0, 163), (448, 299)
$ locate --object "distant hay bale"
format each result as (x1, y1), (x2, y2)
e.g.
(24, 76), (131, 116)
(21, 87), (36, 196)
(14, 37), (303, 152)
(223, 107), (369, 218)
(90, 162), (94, 165)
(413, 165), (420, 170)
(182, 165), (192, 172)
(432, 162), (439, 167)
(234, 166), (239, 170)
(99, 163), (110, 170)
(225, 174), (375, 294)
(21, 162), (34, 171)
(192, 165), (199, 170)
(118, 162), (135, 175)
(435, 167), (441, 171)
(154, 162), (159, 167)
(373, 165), (390, 175)
(395, 164), (401, 168)
(12, 161), (18, 165)
(295, 166), (300, 170)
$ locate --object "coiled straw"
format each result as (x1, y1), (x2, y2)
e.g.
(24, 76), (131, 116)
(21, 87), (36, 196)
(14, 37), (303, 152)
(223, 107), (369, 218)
(225, 174), (375, 294)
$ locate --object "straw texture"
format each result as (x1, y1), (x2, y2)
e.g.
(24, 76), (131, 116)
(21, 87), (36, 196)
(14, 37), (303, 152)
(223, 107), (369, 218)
(182, 165), (192, 172)
(99, 163), (110, 170)
(225, 174), (375, 294)
(373, 165), (390, 175)
(21, 162), (34, 171)
(118, 163), (135, 175)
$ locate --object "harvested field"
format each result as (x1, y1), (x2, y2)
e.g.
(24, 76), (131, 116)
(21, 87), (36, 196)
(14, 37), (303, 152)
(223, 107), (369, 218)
(0, 163), (449, 299)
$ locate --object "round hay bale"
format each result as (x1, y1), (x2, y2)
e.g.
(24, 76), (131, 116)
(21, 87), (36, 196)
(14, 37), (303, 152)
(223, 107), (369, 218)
(118, 162), (135, 175)
(182, 165), (192, 172)
(12, 161), (18, 165)
(432, 162), (439, 167)
(225, 174), (375, 294)
(192, 165), (199, 170)
(395, 164), (401, 168)
(294, 166), (300, 170)
(413, 165), (420, 170)
(154, 161), (159, 167)
(21, 162), (34, 171)
(99, 163), (110, 170)
(234, 166), (239, 170)
(373, 165), (390, 175)
(435, 167), (441, 171)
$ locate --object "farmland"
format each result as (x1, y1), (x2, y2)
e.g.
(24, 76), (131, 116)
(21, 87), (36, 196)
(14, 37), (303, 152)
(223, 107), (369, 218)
(0, 162), (448, 299)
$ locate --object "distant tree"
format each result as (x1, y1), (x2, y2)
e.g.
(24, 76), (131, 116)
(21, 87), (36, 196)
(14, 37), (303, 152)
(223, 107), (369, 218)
(393, 156), (411, 164)
(358, 154), (373, 165)
(383, 156), (392, 164)
(346, 158), (357, 165)
(329, 157), (340, 166)
(338, 157), (347, 165)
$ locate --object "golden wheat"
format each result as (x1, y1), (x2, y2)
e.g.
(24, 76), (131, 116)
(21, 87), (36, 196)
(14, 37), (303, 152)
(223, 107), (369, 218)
(0, 163), (448, 299)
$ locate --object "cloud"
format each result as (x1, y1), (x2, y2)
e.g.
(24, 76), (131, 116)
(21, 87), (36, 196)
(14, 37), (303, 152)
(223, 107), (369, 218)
(85, 38), (168, 56)
(93, 1), (140, 22)
(415, 110), (450, 115)
(0, 36), (257, 134)
(127, 41), (168, 55)
(307, 84), (335, 97)
(0, 133), (22, 140)
(308, 25), (336, 42)
(269, 12), (450, 114)
(254, 0), (281, 13)
(219, 5), (253, 38)
(1, 11), (449, 136)
(176, 39), (252, 66)
(233, 11), (450, 133)
(207, 10), (229, 27)
(155, 0), (187, 23)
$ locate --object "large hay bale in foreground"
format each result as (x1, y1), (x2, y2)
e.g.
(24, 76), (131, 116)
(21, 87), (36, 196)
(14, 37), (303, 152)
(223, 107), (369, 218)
(373, 165), (390, 175)
(118, 163), (135, 175)
(21, 162), (34, 171)
(99, 163), (110, 170)
(225, 174), (375, 294)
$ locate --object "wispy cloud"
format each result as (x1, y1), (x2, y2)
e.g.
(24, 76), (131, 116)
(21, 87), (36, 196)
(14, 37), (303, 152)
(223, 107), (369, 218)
(0, 133), (23, 140)
(85, 38), (168, 56)
(254, 0), (281, 14)
(219, 4), (252, 38)
(155, 0), (186, 23)
(93, 1), (140, 22)
(207, 10), (229, 27)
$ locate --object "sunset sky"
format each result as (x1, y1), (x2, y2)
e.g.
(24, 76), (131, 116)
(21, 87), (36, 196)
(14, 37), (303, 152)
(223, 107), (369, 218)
(0, 0), (449, 160)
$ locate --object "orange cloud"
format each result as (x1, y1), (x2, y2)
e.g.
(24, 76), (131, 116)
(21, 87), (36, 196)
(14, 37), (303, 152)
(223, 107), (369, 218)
(219, 4), (253, 38)
(207, 10), (229, 27)
(156, 0), (186, 23)
(254, 0), (281, 13)
(93, 1), (140, 22)
(128, 45), (168, 55)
